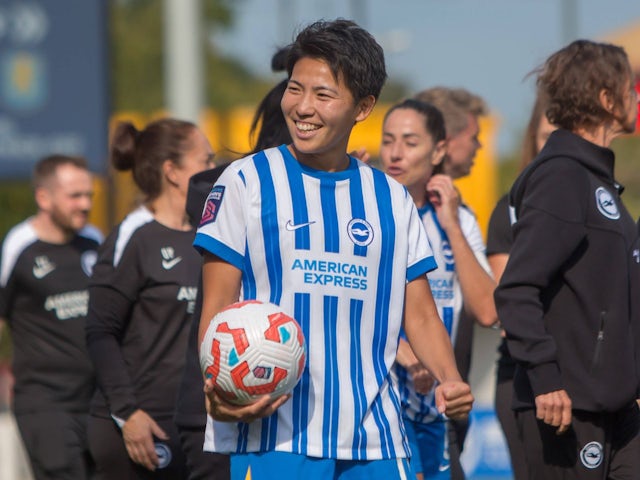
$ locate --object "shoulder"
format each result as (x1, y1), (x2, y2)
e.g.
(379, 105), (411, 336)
(112, 206), (155, 266)
(77, 224), (104, 245)
(511, 157), (590, 226)
(1, 219), (38, 286)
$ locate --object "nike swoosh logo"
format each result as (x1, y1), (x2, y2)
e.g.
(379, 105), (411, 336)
(285, 220), (316, 231)
(162, 257), (182, 270)
(33, 265), (55, 279)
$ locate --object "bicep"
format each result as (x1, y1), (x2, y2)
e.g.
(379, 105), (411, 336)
(403, 276), (439, 334)
(488, 253), (509, 283)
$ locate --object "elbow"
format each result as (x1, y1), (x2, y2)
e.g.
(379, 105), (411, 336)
(471, 298), (500, 328)
(476, 311), (499, 328)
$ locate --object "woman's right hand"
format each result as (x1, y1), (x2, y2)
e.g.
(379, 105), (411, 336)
(204, 378), (290, 423)
(122, 409), (169, 471)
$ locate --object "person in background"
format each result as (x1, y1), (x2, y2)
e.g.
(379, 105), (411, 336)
(494, 39), (640, 479)
(86, 118), (214, 479)
(413, 86), (489, 479)
(380, 99), (496, 480)
(174, 46), (293, 480)
(195, 19), (472, 480)
(0, 154), (101, 479)
(486, 93), (556, 480)
(413, 87), (487, 181)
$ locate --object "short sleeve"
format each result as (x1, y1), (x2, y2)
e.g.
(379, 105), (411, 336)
(90, 229), (145, 302)
(486, 194), (512, 256)
(406, 197), (437, 281)
(193, 166), (247, 269)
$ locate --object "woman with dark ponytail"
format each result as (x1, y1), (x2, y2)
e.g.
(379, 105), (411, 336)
(86, 118), (214, 479)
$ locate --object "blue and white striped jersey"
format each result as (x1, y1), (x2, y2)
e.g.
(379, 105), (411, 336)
(393, 203), (490, 423)
(194, 145), (437, 460)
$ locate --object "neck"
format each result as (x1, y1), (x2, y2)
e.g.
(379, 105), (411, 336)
(575, 124), (618, 148)
(148, 190), (191, 231)
(31, 213), (75, 244)
(288, 145), (351, 172)
(408, 185), (428, 209)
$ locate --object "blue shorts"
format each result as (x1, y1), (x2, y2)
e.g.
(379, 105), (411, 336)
(404, 418), (450, 479)
(230, 451), (415, 480)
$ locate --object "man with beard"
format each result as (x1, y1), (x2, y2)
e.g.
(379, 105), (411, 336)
(0, 155), (101, 479)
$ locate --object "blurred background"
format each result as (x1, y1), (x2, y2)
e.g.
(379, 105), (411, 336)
(1, 1), (639, 478)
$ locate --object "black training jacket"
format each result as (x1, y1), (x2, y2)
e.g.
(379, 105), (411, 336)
(494, 129), (640, 412)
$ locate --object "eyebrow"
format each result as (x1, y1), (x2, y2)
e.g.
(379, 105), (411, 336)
(382, 132), (421, 139)
(288, 79), (339, 95)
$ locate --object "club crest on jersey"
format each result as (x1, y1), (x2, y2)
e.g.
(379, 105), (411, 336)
(200, 185), (225, 227)
(81, 250), (98, 277)
(154, 442), (172, 469)
(595, 187), (620, 220)
(580, 441), (603, 469)
(347, 218), (374, 247)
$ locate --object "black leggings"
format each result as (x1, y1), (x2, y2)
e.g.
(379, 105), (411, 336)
(177, 424), (230, 480)
(88, 415), (188, 479)
(494, 375), (528, 480)
(15, 411), (94, 480)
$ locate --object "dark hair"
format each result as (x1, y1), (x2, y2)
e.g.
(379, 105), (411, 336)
(32, 154), (89, 189)
(286, 18), (387, 102)
(249, 46), (293, 153)
(536, 39), (632, 132)
(249, 79), (291, 153)
(384, 98), (446, 143)
(384, 98), (447, 174)
(271, 46), (289, 72)
(110, 118), (197, 200)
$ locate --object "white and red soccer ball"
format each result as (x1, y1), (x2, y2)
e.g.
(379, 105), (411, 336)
(200, 300), (307, 405)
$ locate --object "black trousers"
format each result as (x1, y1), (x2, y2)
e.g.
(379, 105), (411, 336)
(177, 424), (230, 480)
(516, 402), (640, 480)
(88, 415), (188, 480)
(495, 376), (528, 480)
(15, 411), (94, 480)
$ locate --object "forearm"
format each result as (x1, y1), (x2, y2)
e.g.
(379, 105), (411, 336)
(494, 282), (563, 396)
(446, 225), (498, 327)
(396, 338), (419, 369)
(404, 277), (461, 384)
(86, 286), (138, 418)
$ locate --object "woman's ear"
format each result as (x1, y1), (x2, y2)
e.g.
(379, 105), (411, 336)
(599, 88), (615, 114)
(355, 95), (377, 123)
(431, 139), (447, 166)
(163, 159), (179, 187)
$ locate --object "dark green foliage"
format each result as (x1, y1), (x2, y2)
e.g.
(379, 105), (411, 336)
(0, 181), (33, 359)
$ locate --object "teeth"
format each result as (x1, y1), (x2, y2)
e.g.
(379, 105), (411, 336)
(296, 122), (319, 132)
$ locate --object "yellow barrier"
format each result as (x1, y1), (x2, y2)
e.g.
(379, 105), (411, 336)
(94, 108), (497, 238)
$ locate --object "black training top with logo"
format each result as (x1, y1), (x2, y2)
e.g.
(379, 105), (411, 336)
(0, 220), (102, 414)
(486, 193), (517, 381)
(495, 129), (640, 412)
(86, 206), (200, 421)
(174, 164), (229, 428)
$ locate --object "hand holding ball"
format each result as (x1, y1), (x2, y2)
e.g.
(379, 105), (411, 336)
(200, 300), (307, 405)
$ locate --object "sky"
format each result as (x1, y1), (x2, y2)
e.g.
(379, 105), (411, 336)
(213, 0), (640, 156)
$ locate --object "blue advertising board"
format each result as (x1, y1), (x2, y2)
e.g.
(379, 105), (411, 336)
(461, 408), (514, 479)
(0, 0), (108, 178)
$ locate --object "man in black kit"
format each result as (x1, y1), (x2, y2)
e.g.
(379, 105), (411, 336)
(495, 40), (640, 479)
(0, 155), (101, 479)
